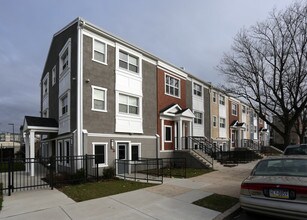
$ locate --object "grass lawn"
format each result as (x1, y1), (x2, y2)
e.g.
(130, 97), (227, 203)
(58, 179), (156, 202)
(185, 168), (214, 178)
(193, 193), (239, 212)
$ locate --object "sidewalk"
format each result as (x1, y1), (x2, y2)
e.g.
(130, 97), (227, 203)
(0, 160), (258, 220)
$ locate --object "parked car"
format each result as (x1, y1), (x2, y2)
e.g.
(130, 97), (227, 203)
(240, 156), (307, 220)
(284, 144), (307, 155)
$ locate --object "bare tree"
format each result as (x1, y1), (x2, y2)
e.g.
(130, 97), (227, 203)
(218, 2), (307, 146)
(294, 108), (307, 144)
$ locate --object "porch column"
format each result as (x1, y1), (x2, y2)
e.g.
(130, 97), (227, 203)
(178, 119), (183, 150)
(24, 132), (30, 173)
(174, 121), (177, 149)
(237, 129), (241, 148)
(161, 119), (164, 151)
(29, 130), (35, 176)
(189, 121), (192, 149)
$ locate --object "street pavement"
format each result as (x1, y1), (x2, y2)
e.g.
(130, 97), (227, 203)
(0, 160), (258, 220)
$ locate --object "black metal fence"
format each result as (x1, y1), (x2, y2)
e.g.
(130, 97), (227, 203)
(215, 148), (262, 165)
(0, 155), (104, 196)
(115, 158), (187, 182)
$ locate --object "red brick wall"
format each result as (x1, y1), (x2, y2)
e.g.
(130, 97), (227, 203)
(156, 67), (186, 150)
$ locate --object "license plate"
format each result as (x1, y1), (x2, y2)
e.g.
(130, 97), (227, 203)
(269, 189), (289, 199)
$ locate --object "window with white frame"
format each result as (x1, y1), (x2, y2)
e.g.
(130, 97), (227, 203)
(232, 103), (237, 116)
(119, 50), (139, 73)
(61, 49), (69, 72)
(219, 95), (225, 105)
(194, 111), (202, 124)
(60, 94), (68, 116)
(59, 39), (71, 76)
(64, 140), (70, 164)
(165, 126), (172, 142)
(92, 86), (107, 112)
(220, 117), (226, 128)
(93, 39), (106, 64)
(131, 144), (140, 161)
(213, 116), (217, 127)
(119, 94), (139, 115)
(242, 105), (246, 114)
(52, 66), (56, 86)
(193, 83), (202, 97)
(43, 76), (48, 97)
(58, 141), (63, 164)
(212, 92), (217, 103)
(165, 74), (180, 98)
(93, 143), (107, 167)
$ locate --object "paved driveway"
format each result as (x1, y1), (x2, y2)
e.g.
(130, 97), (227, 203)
(0, 160), (258, 220)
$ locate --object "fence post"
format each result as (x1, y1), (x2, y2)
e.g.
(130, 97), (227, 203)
(8, 158), (11, 196)
(96, 161), (99, 182)
(11, 157), (14, 193)
(85, 154), (88, 182)
(50, 156), (54, 190)
(146, 159), (149, 183)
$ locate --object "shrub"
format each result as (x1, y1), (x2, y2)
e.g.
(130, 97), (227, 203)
(103, 167), (115, 179)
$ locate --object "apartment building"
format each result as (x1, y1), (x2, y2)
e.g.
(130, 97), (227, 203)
(23, 18), (268, 176)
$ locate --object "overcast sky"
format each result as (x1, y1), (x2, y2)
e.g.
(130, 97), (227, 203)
(0, 0), (295, 133)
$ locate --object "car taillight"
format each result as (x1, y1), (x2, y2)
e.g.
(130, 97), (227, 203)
(241, 183), (307, 197)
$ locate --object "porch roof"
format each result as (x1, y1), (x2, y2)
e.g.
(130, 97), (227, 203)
(230, 120), (246, 129)
(23, 116), (59, 133)
(160, 104), (194, 118)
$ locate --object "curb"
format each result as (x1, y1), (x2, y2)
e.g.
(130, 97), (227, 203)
(213, 203), (240, 220)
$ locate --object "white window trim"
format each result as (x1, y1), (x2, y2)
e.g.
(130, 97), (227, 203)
(193, 82), (202, 97)
(213, 115), (217, 127)
(164, 125), (172, 143)
(232, 103), (237, 116)
(59, 91), (70, 118)
(91, 85), (107, 112)
(116, 44), (142, 78)
(52, 65), (56, 86)
(131, 143), (141, 161)
(92, 142), (108, 167)
(220, 117), (226, 128)
(219, 95), (225, 105)
(212, 92), (217, 103)
(92, 38), (108, 65)
(64, 139), (71, 166)
(194, 111), (203, 125)
(117, 92), (141, 117)
(59, 38), (71, 77)
(164, 73), (181, 99)
(42, 73), (49, 98)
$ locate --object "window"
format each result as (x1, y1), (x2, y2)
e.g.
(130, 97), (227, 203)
(61, 49), (69, 71)
(220, 117), (225, 128)
(59, 39), (71, 75)
(219, 95), (225, 105)
(118, 145), (126, 160)
(65, 140), (70, 164)
(58, 141), (63, 163)
(92, 86), (107, 111)
(119, 50), (139, 73)
(93, 39), (106, 63)
(118, 94), (139, 115)
(193, 83), (202, 97)
(194, 111), (202, 124)
(94, 144), (106, 164)
(165, 126), (172, 142)
(52, 66), (56, 86)
(165, 74), (180, 98)
(212, 92), (217, 103)
(131, 145), (139, 161)
(242, 106), (246, 114)
(213, 116), (217, 127)
(61, 94), (68, 116)
(232, 103), (237, 116)
(43, 77), (48, 97)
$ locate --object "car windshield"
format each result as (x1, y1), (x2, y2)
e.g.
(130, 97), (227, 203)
(253, 159), (307, 177)
(284, 145), (307, 155)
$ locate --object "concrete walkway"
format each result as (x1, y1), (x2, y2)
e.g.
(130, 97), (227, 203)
(0, 160), (258, 220)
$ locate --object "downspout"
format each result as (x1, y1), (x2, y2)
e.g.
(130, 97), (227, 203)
(77, 19), (84, 156)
